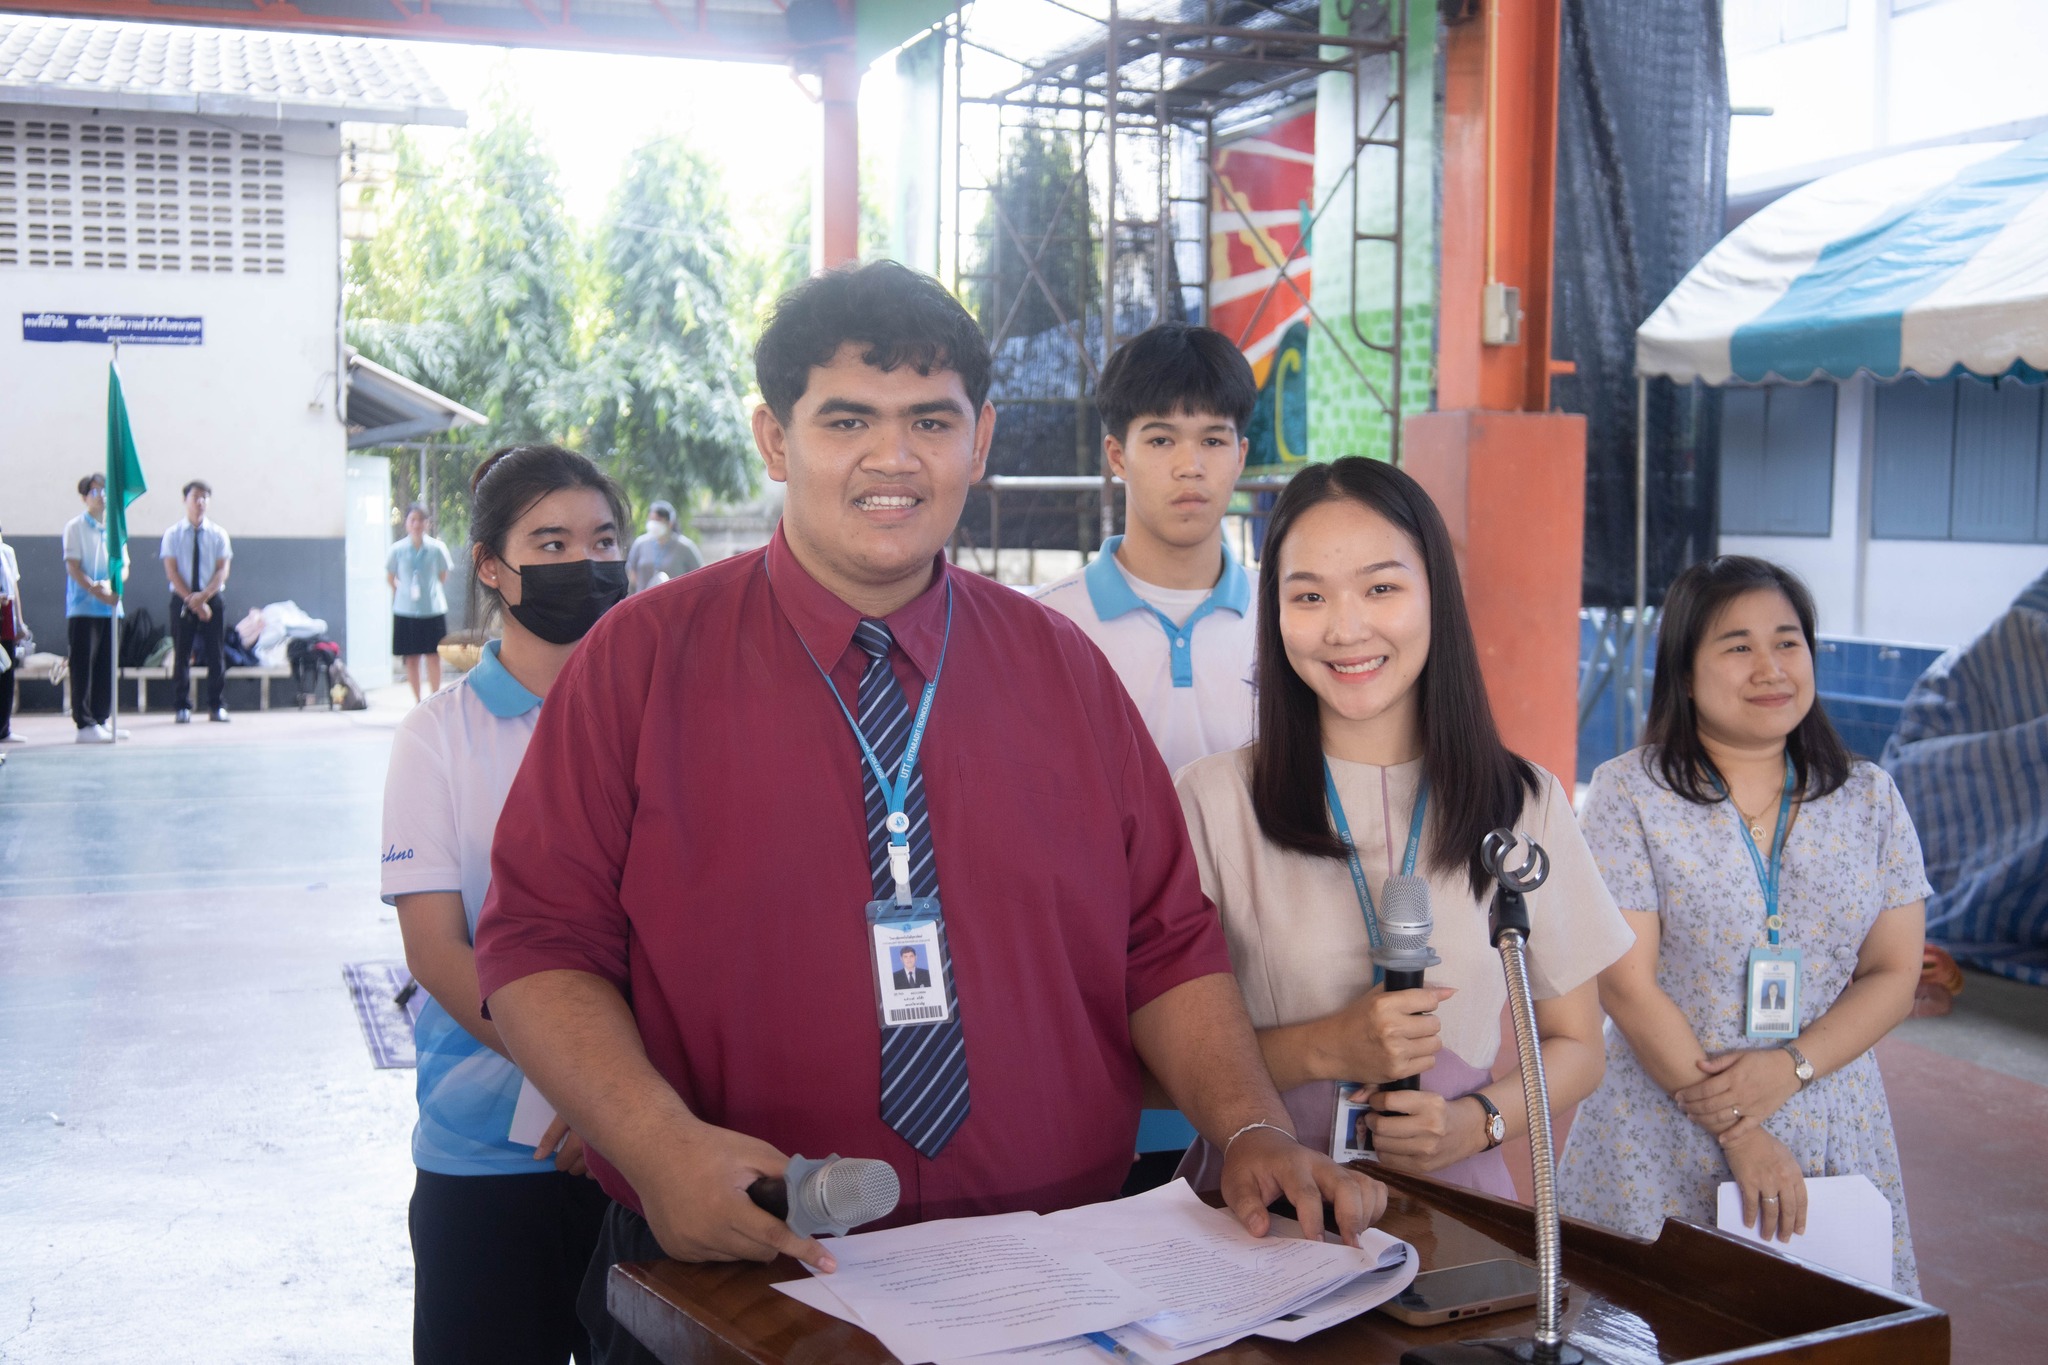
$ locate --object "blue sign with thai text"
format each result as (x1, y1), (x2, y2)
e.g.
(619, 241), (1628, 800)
(21, 312), (203, 345)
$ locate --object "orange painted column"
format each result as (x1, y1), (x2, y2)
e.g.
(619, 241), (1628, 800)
(1409, 0), (1582, 783)
(1404, 410), (1586, 784)
(819, 50), (861, 269)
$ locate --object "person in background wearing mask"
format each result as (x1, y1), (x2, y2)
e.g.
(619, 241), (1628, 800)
(389, 502), (457, 704)
(62, 473), (120, 744)
(624, 499), (704, 593)
(0, 519), (27, 743)
(380, 445), (629, 1365)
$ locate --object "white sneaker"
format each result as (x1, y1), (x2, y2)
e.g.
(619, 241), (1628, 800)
(75, 723), (113, 744)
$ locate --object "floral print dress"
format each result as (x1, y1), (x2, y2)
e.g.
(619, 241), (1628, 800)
(1557, 749), (1930, 1295)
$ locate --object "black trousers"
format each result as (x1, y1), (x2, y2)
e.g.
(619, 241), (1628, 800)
(66, 615), (113, 727)
(1, 643), (15, 737)
(410, 1168), (611, 1365)
(171, 596), (227, 711)
(575, 1201), (670, 1365)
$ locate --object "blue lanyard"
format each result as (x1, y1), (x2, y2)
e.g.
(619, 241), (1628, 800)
(1713, 753), (1796, 947)
(790, 581), (954, 906)
(1322, 759), (1430, 956)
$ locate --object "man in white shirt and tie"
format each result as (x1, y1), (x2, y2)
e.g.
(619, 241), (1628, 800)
(160, 479), (234, 724)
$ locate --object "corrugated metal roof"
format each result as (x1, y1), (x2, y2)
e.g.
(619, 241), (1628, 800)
(0, 17), (463, 126)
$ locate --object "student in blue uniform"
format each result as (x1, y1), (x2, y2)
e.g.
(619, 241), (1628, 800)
(1034, 323), (1260, 1182)
(381, 445), (630, 1364)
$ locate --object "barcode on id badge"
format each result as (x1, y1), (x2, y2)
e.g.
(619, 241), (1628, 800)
(888, 1005), (945, 1023)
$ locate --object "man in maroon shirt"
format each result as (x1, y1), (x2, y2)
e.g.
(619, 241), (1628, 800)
(475, 263), (1385, 1361)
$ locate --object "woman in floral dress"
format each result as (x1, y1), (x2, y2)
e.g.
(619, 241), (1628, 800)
(1558, 557), (1928, 1294)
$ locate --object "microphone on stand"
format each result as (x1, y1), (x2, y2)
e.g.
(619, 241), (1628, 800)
(1372, 874), (1441, 1094)
(748, 1154), (901, 1238)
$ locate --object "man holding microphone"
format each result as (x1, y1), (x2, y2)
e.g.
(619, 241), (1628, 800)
(475, 263), (1385, 1363)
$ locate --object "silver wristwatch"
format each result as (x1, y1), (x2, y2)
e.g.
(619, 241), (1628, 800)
(1781, 1042), (1814, 1089)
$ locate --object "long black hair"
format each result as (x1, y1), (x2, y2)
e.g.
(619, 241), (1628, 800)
(467, 444), (629, 628)
(1643, 555), (1853, 805)
(1251, 457), (1539, 896)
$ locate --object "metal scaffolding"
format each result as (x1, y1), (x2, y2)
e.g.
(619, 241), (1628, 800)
(939, 0), (1414, 562)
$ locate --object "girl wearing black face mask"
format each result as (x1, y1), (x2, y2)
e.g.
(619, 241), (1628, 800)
(380, 444), (631, 1365)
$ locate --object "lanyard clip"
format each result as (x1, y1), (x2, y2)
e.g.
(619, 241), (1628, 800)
(888, 843), (913, 906)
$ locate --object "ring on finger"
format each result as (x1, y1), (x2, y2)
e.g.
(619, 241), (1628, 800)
(1760, 1194), (1779, 1203)
(1731, 1106), (1741, 1119)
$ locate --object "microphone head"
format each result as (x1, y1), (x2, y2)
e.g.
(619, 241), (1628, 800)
(1373, 874), (1441, 971)
(792, 1155), (901, 1236)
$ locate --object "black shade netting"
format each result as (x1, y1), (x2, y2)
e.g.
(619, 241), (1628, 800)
(1551, 0), (1729, 608)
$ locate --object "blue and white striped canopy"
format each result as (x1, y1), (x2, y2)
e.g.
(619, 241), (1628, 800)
(1637, 134), (2048, 385)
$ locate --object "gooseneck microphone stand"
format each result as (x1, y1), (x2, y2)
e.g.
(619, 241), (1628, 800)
(1402, 830), (1592, 1365)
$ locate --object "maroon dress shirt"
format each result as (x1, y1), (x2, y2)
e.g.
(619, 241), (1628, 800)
(475, 527), (1232, 1224)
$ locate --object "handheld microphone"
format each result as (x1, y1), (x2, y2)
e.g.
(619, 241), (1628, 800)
(747, 1154), (900, 1238)
(1373, 874), (1441, 1093)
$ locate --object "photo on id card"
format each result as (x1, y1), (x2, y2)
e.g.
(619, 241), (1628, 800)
(871, 917), (951, 1027)
(1332, 1081), (1377, 1162)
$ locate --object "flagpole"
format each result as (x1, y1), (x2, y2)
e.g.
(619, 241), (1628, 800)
(108, 338), (122, 744)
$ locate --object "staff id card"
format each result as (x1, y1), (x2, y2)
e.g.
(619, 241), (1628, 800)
(868, 897), (953, 1028)
(1332, 1081), (1378, 1162)
(1745, 946), (1802, 1039)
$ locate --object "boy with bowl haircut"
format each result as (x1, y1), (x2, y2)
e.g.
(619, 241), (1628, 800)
(1035, 322), (1258, 1174)
(1036, 322), (1258, 779)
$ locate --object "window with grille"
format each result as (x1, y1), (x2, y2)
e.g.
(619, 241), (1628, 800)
(0, 115), (288, 274)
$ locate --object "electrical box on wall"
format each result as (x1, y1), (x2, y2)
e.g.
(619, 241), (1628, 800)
(1482, 281), (1523, 346)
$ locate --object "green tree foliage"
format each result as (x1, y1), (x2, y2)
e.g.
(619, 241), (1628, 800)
(974, 124), (1095, 340)
(345, 97), (760, 540)
(583, 139), (755, 508)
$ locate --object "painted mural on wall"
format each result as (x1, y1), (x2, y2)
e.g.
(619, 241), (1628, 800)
(1309, 0), (1438, 463)
(1244, 322), (1310, 475)
(1208, 106), (1316, 388)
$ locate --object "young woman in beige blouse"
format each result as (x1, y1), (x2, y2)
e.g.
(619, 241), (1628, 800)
(1176, 458), (1634, 1197)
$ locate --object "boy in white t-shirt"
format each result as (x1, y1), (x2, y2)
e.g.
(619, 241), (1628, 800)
(1034, 322), (1259, 1172)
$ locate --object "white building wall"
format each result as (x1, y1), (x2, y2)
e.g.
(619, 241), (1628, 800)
(1722, 377), (2048, 650)
(0, 109), (357, 655)
(1727, 0), (2048, 189)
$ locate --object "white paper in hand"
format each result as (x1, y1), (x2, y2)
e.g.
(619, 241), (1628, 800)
(1715, 1174), (1894, 1290)
(508, 1076), (558, 1149)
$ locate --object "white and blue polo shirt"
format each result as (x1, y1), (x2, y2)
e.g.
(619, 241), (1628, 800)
(1035, 537), (1257, 1155)
(1034, 536), (1258, 778)
(380, 640), (551, 1177)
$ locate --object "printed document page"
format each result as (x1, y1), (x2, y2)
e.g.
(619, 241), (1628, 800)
(1040, 1180), (1399, 1348)
(784, 1211), (1155, 1364)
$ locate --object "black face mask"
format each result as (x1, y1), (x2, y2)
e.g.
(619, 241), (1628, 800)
(504, 559), (628, 645)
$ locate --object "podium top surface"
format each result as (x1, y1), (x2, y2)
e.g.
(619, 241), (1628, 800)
(607, 1167), (1947, 1365)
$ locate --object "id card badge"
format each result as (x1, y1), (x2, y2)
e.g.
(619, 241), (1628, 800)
(411, 581), (423, 604)
(1745, 945), (1802, 1039)
(867, 896), (954, 1029)
(1331, 1081), (1378, 1163)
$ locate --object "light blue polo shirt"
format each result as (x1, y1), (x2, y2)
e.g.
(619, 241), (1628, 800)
(380, 640), (553, 1176)
(1035, 538), (1259, 1153)
(62, 512), (115, 619)
(1034, 536), (1259, 776)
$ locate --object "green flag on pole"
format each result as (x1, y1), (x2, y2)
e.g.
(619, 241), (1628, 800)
(105, 358), (147, 596)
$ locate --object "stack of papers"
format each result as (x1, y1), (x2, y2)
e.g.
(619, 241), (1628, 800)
(772, 1180), (1417, 1364)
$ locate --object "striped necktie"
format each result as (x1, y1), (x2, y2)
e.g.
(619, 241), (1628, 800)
(852, 618), (970, 1158)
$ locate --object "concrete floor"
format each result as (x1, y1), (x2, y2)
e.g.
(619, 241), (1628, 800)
(2, 693), (2045, 1361)
(2, 695), (417, 1363)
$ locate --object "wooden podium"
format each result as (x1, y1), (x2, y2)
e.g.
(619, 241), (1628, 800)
(606, 1166), (1947, 1364)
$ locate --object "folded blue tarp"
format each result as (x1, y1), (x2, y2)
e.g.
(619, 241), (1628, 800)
(1883, 569), (2048, 986)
